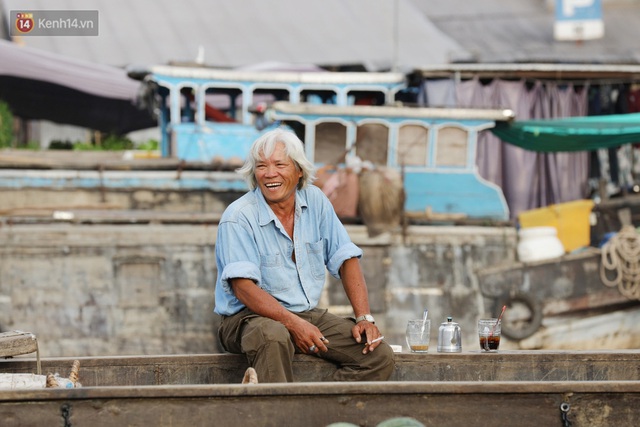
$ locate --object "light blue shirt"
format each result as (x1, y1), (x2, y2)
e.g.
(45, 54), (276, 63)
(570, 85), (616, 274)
(214, 185), (362, 316)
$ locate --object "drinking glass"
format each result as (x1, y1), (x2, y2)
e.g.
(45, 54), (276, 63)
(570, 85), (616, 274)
(478, 318), (501, 352)
(406, 319), (430, 353)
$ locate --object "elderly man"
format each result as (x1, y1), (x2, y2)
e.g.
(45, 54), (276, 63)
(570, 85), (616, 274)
(214, 127), (394, 383)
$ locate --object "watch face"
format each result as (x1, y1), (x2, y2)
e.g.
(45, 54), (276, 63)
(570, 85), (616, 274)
(357, 314), (375, 323)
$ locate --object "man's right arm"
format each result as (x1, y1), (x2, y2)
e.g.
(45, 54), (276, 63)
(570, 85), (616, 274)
(231, 278), (299, 326)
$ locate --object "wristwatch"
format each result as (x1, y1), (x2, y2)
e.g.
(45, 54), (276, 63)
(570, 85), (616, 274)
(355, 314), (375, 324)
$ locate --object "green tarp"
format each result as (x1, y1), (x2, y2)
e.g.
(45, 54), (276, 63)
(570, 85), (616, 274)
(491, 113), (640, 152)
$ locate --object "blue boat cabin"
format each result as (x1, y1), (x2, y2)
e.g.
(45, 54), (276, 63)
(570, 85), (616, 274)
(142, 66), (513, 220)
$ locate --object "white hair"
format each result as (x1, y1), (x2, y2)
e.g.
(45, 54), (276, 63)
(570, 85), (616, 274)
(237, 127), (316, 190)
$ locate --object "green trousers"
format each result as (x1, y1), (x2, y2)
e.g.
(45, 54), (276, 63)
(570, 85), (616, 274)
(218, 307), (395, 383)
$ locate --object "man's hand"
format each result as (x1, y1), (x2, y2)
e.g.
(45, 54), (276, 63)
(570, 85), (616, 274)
(352, 321), (383, 354)
(287, 317), (330, 354)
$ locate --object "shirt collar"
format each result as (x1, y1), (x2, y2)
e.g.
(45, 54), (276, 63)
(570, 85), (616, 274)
(254, 187), (308, 226)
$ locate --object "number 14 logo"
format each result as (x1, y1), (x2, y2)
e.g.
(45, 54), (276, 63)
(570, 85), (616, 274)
(16, 13), (34, 34)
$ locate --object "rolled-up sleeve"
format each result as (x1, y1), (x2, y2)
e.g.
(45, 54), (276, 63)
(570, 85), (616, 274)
(216, 217), (262, 283)
(313, 188), (363, 278)
(326, 241), (363, 278)
(219, 261), (261, 294)
(215, 210), (263, 315)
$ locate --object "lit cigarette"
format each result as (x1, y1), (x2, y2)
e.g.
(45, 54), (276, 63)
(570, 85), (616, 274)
(367, 336), (384, 345)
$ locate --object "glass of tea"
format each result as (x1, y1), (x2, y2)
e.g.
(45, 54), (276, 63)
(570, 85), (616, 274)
(406, 319), (430, 353)
(478, 318), (501, 352)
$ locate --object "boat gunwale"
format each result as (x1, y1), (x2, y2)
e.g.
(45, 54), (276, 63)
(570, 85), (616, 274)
(270, 101), (515, 121)
(4, 350), (640, 367)
(2, 380), (640, 402)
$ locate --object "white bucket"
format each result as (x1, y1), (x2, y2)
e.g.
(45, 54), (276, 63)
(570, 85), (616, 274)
(517, 226), (565, 262)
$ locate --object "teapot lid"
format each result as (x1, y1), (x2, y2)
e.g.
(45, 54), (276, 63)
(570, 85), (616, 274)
(442, 316), (459, 326)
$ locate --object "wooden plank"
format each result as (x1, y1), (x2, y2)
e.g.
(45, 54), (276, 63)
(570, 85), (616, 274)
(543, 288), (632, 315)
(0, 381), (638, 427)
(0, 209), (223, 225)
(0, 332), (38, 358)
(0, 152), (241, 171)
(2, 351), (640, 385)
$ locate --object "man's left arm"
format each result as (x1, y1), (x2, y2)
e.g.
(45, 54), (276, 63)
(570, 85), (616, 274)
(340, 257), (384, 354)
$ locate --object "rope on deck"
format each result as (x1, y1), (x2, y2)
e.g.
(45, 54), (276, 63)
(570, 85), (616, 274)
(600, 225), (640, 300)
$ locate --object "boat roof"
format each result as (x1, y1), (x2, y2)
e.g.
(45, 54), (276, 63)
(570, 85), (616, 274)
(271, 101), (515, 122)
(129, 65), (407, 85)
(416, 63), (640, 81)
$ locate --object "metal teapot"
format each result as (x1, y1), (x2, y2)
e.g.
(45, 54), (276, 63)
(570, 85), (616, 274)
(437, 316), (462, 353)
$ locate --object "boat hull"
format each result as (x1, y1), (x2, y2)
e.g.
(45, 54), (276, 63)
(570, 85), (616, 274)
(0, 380), (638, 427)
(2, 351), (640, 426)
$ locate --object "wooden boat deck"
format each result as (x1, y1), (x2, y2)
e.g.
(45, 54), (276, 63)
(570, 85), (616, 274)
(1, 351), (639, 426)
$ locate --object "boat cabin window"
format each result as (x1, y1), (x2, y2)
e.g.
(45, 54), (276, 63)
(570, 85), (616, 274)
(314, 122), (347, 164)
(298, 89), (388, 106)
(301, 89), (338, 104)
(348, 90), (386, 106)
(398, 124), (429, 167)
(254, 88), (289, 101)
(180, 87), (197, 123)
(201, 86), (291, 123)
(356, 123), (389, 165)
(203, 86), (242, 121)
(252, 88), (289, 112)
(435, 126), (468, 167)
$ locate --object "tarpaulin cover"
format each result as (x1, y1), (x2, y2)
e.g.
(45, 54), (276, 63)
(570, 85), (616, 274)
(491, 113), (640, 152)
(0, 40), (155, 134)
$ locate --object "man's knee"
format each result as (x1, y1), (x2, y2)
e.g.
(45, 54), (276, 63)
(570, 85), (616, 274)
(241, 318), (295, 382)
(242, 317), (292, 351)
(369, 343), (395, 379)
(332, 342), (396, 381)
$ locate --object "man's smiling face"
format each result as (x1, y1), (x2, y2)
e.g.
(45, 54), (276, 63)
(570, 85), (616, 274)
(255, 142), (302, 206)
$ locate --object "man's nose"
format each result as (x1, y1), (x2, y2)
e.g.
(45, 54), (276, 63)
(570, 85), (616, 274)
(264, 165), (277, 176)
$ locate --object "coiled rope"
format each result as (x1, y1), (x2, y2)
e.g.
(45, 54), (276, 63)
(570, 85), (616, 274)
(600, 225), (640, 300)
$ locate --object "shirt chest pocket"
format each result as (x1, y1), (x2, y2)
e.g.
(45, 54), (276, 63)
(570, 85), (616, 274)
(306, 239), (326, 280)
(259, 253), (289, 293)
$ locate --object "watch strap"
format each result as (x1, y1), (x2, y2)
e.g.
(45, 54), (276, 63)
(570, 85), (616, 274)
(355, 314), (375, 324)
